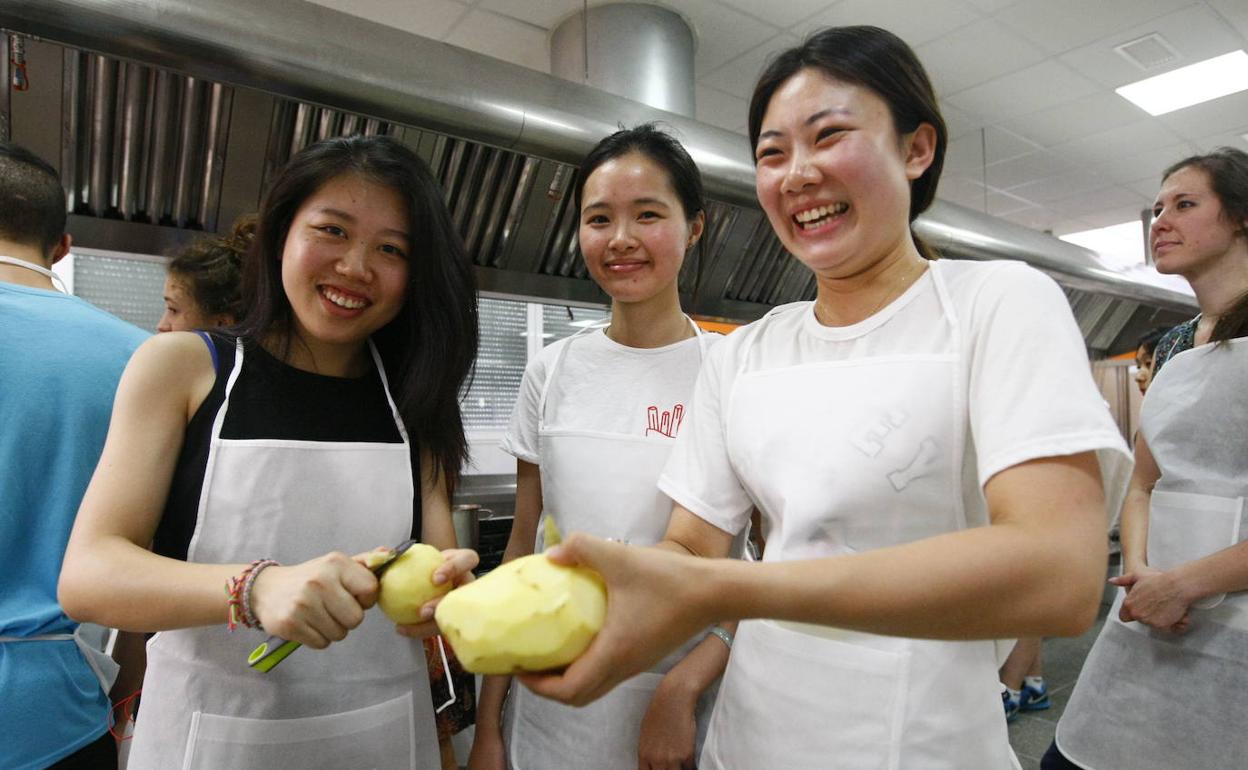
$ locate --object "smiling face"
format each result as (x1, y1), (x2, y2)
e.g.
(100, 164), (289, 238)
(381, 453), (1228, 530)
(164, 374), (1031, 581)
(753, 68), (934, 279)
(280, 173), (410, 358)
(1151, 165), (1247, 280)
(578, 151), (703, 306)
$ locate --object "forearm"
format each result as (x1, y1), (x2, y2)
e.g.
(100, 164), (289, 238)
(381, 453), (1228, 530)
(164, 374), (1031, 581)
(702, 520), (1104, 639)
(475, 674), (512, 732)
(60, 535), (244, 632)
(658, 620), (735, 700)
(1171, 539), (1248, 603)
(108, 630), (147, 702)
(1118, 486), (1151, 572)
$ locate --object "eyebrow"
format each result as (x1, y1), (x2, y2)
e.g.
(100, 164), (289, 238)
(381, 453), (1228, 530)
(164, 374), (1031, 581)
(758, 107), (852, 140)
(582, 197), (672, 212)
(316, 207), (409, 239)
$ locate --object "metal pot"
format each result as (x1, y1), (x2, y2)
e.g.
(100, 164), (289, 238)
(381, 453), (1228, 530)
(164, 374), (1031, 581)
(451, 504), (482, 551)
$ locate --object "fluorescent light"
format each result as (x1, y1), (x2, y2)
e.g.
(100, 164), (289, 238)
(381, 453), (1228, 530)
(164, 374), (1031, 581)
(1060, 221), (1146, 271)
(1116, 50), (1248, 116)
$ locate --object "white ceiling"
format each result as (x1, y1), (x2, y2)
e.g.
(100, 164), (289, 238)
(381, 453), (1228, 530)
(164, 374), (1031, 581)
(306, 0), (1248, 240)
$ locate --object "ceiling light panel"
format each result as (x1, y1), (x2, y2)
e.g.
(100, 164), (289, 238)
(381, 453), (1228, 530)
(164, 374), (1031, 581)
(1116, 50), (1248, 115)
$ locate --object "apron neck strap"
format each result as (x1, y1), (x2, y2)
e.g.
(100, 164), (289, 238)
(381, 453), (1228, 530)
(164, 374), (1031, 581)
(0, 255), (68, 293)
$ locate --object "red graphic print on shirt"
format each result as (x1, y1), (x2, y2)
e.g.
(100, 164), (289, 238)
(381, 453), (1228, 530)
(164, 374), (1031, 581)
(646, 403), (685, 438)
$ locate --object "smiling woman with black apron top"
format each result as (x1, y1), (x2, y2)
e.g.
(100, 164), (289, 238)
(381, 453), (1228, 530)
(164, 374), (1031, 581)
(58, 136), (479, 770)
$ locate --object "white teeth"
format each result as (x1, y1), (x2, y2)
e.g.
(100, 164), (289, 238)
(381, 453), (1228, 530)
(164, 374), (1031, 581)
(321, 287), (368, 309)
(794, 203), (848, 227)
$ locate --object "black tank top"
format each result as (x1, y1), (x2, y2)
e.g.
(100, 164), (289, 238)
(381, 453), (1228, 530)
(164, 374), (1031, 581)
(153, 332), (422, 560)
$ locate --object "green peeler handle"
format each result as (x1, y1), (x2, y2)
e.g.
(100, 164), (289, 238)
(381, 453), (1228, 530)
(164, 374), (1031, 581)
(248, 636), (301, 672)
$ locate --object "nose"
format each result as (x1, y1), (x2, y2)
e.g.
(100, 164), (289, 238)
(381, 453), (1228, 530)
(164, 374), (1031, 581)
(156, 312), (172, 333)
(607, 220), (637, 252)
(781, 153), (820, 194)
(336, 240), (373, 280)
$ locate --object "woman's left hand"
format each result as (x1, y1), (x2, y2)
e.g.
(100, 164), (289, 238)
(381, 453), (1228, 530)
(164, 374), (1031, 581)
(638, 679), (698, 770)
(396, 547), (479, 639)
(1111, 568), (1191, 633)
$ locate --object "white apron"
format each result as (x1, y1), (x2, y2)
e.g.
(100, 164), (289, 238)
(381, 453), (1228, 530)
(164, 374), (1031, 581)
(1056, 338), (1248, 770)
(700, 262), (1017, 770)
(127, 338), (440, 770)
(506, 319), (719, 770)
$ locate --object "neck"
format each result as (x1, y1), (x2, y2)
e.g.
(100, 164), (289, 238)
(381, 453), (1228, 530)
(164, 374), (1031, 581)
(606, 285), (692, 349)
(0, 241), (55, 290)
(270, 327), (372, 378)
(1186, 244), (1248, 322)
(813, 240), (927, 327)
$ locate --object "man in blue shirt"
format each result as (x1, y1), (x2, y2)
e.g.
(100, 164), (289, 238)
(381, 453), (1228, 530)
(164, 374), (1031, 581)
(0, 142), (148, 769)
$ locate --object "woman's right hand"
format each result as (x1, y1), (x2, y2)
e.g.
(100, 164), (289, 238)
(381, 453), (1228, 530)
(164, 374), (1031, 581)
(466, 723), (507, 770)
(249, 551), (380, 648)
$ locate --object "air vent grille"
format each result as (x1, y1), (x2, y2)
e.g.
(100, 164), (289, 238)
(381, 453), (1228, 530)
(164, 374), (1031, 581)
(1114, 33), (1179, 71)
(62, 51), (233, 230)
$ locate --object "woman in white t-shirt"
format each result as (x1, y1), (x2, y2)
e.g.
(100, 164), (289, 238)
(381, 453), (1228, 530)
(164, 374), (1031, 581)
(468, 124), (727, 770)
(521, 26), (1131, 769)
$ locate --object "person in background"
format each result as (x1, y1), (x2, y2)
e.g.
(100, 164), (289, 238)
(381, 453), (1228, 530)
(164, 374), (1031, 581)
(58, 135), (479, 770)
(469, 124), (728, 770)
(1133, 326), (1167, 396)
(999, 637), (1048, 722)
(1044, 148), (1248, 769)
(521, 26), (1130, 768)
(156, 215), (252, 332)
(0, 141), (148, 770)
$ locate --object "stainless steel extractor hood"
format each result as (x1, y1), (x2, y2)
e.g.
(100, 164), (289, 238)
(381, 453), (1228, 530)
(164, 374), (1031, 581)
(0, 0), (1196, 356)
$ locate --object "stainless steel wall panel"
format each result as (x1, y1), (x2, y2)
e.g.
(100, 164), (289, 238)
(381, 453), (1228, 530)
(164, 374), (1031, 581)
(117, 61), (145, 220)
(199, 82), (231, 231)
(86, 54), (115, 216)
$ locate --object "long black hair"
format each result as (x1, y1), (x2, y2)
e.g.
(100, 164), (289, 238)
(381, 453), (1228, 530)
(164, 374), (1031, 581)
(574, 123), (708, 300)
(239, 135), (478, 493)
(1161, 147), (1248, 343)
(748, 26), (947, 259)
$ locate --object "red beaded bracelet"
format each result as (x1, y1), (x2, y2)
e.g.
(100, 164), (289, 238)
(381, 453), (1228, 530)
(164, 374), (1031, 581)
(225, 559), (279, 631)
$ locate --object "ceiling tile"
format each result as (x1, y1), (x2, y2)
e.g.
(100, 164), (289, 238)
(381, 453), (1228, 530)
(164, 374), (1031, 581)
(998, 92), (1143, 147)
(1003, 206), (1084, 234)
(1158, 90), (1248, 141)
(305, 0), (469, 40)
(1049, 185), (1152, 219)
(1093, 142), (1199, 187)
(477, 0), (582, 29)
(937, 175), (989, 210)
(917, 19), (1047, 96)
(700, 33), (800, 100)
(995, 0), (1195, 55)
(444, 9), (551, 72)
(945, 60), (1100, 121)
(1209, 0), (1248, 41)
(695, 84), (749, 134)
(717, 0), (831, 28)
(662, 0), (780, 72)
(987, 190), (1038, 217)
(985, 150), (1074, 189)
(1054, 119), (1184, 167)
(945, 127), (1042, 175)
(794, 0), (980, 47)
(1007, 167), (1109, 203)
(1057, 4), (1245, 90)
(939, 102), (979, 140)
(1191, 130), (1248, 154)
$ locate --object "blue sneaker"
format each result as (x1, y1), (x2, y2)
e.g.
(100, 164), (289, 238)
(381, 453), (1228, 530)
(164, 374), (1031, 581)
(1020, 679), (1050, 712)
(1002, 688), (1020, 722)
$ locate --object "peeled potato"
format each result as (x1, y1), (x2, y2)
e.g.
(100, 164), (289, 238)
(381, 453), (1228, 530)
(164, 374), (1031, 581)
(434, 554), (606, 674)
(377, 544), (451, 624)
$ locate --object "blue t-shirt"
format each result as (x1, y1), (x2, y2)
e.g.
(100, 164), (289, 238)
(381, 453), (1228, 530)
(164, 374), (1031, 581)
(0, 281), (148, 769)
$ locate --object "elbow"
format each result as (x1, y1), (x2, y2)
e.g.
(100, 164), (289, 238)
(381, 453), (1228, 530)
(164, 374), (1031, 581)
(57, 556), (101, 625)
(1053, 587), (1101, 636)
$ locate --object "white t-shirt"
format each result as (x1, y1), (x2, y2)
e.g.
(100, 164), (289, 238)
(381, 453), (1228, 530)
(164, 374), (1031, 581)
(658, 258), (1132, 539)
(502, 327), (716, 463)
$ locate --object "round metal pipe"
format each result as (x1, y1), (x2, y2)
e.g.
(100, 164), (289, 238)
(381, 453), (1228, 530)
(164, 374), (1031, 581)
(551, 4), (695, 117)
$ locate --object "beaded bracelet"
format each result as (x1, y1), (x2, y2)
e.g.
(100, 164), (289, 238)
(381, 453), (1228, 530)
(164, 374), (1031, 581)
(707, 624), (733, 650)
(225, 559), (279, 631)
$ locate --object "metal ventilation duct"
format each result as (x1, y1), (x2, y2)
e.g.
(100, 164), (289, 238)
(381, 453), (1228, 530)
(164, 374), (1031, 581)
(551, 4), (696, 117)
(0, 0), (1197, 356)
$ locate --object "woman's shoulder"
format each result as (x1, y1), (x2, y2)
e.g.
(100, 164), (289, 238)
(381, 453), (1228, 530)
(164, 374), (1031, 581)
(124, 331), (221, 412)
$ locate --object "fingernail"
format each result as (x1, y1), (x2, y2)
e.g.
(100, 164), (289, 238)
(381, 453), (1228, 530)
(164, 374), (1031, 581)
(432, 572), (446, 585)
